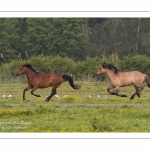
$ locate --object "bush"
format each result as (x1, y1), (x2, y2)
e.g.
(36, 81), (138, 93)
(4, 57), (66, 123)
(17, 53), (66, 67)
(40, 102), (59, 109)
(121, 55), (150, 75)
(1, 54), (150, 81)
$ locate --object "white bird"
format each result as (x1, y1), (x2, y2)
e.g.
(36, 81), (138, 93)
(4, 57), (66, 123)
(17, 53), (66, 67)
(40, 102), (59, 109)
(88, 95), (91, 98)
(55, 94), (60, 98)
(63, 94), (68, 98)
(1, 95), (6, 98)
(7, 94), (12, 98)
(97, 94), (100, 98)
(104, 95), (107, 98)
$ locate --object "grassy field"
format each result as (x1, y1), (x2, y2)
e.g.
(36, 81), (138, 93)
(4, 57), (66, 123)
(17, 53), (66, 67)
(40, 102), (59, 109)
(0, 82), (150, 132)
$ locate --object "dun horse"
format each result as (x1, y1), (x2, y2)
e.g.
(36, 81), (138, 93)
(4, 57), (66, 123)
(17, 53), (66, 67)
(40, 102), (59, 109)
(96, 62), (150, 100)
(16, 64), (81, 102)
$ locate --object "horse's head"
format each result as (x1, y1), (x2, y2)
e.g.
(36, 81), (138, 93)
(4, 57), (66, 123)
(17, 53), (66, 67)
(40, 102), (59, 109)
(16, 64), (30, 76)
(96, 63), (107, 75)
(96, 62), (120, 75)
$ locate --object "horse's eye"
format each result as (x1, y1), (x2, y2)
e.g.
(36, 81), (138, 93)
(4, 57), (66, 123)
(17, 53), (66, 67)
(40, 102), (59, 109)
(100, 67), (102, 69)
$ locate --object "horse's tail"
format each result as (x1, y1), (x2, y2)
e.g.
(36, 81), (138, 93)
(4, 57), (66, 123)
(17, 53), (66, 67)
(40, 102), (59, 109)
(145, 75), (150, 88)
(62, 75), (81, 89)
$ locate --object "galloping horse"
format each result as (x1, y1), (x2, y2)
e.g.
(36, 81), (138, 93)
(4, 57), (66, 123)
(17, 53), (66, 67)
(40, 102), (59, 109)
(16, 64), (81, 102)
(96, 62), (150, 100)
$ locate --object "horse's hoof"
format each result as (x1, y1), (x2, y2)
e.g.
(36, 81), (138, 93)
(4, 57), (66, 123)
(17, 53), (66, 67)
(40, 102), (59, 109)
(111, 92), (116, 95)
(130, 97), (134, 100)
(137, 94), (140, 98)
(121, 95), (127, 97)
(45, 99), (49, 102)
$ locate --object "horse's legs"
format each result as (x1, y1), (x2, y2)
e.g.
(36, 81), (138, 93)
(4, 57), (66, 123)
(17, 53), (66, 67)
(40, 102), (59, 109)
(31, 87), (41, 97)
(115, 86), (127, 97)
(138, 86), (144, 95)
(130, 94), (136, 100)
(107, 86), (115, 95)
(130, 85), (144, 100)
(45, 88), (56, 102)
(23, 86), (32, 100)
(107, 86), (127, 97)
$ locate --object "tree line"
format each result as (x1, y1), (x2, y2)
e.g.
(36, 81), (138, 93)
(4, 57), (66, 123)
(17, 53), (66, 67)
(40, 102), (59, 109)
(1, 18), (150, 64)
(0, 55), (150, 81)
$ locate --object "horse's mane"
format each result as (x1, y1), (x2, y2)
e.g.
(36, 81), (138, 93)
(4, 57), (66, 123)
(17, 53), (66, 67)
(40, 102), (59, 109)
(23, 64), (38, 73)
(102, 63), (120, 74)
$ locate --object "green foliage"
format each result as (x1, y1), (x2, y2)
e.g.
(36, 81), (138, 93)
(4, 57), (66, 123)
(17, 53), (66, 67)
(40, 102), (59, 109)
(23, 18), (51, 56)
(0, 60), (26, 75)
(21, 18), (88, 59)
(75, 56), (101, 76)
(121, 55), (150, 74)
(0, 18), (20, 62)
(88, 18), (150, 58)
(47, 18), (88, 58)
(0, 55), (76, 75)
(1, 18), (150, 64)
(1, 54), (150, 80)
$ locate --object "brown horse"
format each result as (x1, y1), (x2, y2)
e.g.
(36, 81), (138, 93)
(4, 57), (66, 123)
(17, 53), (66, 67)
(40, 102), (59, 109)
(16, 64), (81, 102)
(96, 62), (150, 100)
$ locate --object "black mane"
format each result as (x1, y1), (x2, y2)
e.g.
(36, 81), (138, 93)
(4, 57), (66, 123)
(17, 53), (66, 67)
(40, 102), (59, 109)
(23, 64), (38, 72)
(102, 63), (120, 74)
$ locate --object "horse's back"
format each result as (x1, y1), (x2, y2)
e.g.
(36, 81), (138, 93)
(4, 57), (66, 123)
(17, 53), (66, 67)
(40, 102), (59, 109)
(40, 73), (63, 81)
(132, 71), (146, 83)
(120, 71), (145, 85)
(37, 73), (63, 88)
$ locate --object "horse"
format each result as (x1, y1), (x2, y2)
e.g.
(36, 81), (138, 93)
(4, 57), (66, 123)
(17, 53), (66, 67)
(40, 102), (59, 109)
(16, 64), (81, 102)
(96, 62), (150, 100)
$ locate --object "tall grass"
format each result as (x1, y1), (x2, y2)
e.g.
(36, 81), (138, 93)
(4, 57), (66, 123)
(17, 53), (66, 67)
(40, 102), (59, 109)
(0, 83), (150, 132)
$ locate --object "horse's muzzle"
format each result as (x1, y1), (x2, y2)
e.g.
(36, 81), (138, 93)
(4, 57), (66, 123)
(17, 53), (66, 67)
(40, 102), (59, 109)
(16, 73), (19, 76)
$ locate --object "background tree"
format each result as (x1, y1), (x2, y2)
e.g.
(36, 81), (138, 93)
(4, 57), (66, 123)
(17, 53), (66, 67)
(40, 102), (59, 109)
(89, 18), (150, 58)
(0, 18), (19, 63)
(15, 18), (27, 59)
(23, 18), (52, 57)
(47, 18), (88, 59)
(1, 18), (150, 64)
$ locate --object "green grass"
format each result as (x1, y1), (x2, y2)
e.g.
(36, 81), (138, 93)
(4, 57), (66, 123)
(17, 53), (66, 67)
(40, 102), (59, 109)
(0, 82), (150, 132)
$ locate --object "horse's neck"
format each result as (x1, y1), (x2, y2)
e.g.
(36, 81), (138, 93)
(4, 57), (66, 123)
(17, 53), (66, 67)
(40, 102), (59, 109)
(25, 69), (36, 80)
(105, 69), (116, 80)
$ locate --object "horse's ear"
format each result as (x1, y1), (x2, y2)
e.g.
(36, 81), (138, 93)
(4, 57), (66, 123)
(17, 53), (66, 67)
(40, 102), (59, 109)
(102, 62), (107, 68)
(28, 64), (32, 67)
(23, 64), (32, 68)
